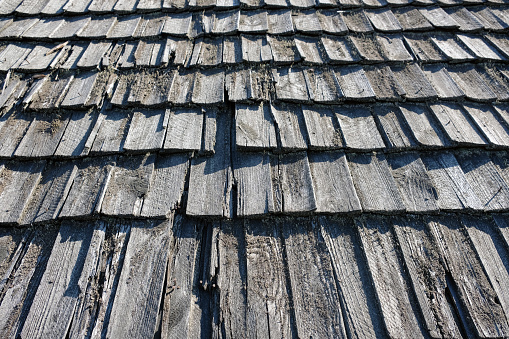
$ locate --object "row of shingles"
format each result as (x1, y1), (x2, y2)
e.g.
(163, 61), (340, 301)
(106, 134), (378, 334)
(234, 101), (509, 154)
(2, 6), (509, 43)
(1, 0), (509, 17)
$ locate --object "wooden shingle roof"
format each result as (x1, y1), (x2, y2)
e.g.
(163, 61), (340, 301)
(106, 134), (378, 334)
(1, 0), (509, 337)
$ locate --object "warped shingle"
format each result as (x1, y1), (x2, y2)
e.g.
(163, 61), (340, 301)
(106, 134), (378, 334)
(394, 8), (433, 31)
(239, 10), (268, 33)
(59, 156), (116, 218)
(274, 68), (309, 102)
(0, 161), (45, 224)
(445, 7), (485, 32)
(21, 160), (77, 224)
(302, 105), (343, 149)
(0, 44), (32, 72)
(0, 18), (38, 38)
(270, 102), (308, 150)
(141, 154), (189, 218)
(213, 10), (240, 34)
(373, 105), (416, 149)
(304, 68), (343, 103)
(222, 36), (242, 64)
(241, 35), (272, 63)
(163, 108), (203, 152)
(294, 10), (322, 34)
(60, 43), (87, 70)
(107, 15), (141, 39)
(113, 0), (138, 12)
(366, 8), (402, 32)
(22, 18), (64, 40)
(447, 65), (497, 102)
(321, 36), (359, 64)
(377, 35), (413, 62)
(29, 74), (73, 110)
(168, 70), (195, 104)
(431, 35), (476, 62)
(189, 37), (223, 66)
(421, 152), (482, 211)
(61, 72), (99, 108)
(422, 64), (464, 100)
(429, 103), (486, 146)
(88, 0), (117, 12)
(399, 103), (449, 148)
(317, 10), (348, 34)
(50, 17), (90, 39)
(295, 36), (325, 64)
(462, 102), (509, 147)
(137, 0), (163, 11)
(267, 10), (294, 34)
(54, 110), (100, 157)
(391, 63), (437, 100)
(404, 34), (447, 62)
(192, 69), (225, 104)
(477, 65), (509, 101)
(16, 45), (64, 73)
(335, 105), (384, 150)
(419, 7), (460, 29)
(309, 151), (361, 213)
(267, 36), (301, 64)
(90, 110), (131, 153)
(0, 0), (23, 14)
(15, 0), (51, 15)
(457, 34), (504, 61)
(234, 152), (275, 216)
(101, 154), (155, 217)
(0, 110), (32, 157)
(349, 35), (385, 63)
(471, 7), (509, 31)
(289, 0), (315, 8)
(236, 103), (277, 150)
(124, 110), (168, 152)
(387, 152), (439, 213)
(272, 152), (316, 213)
(364, 65), (406, 101)
(340, 9), (374, 33)
(348, 153), (406, 212)
(334, 66), (376, 101)
(63, 0), (93, 13)
(163, 13), (192, 36)
(77, 41), (112, 69)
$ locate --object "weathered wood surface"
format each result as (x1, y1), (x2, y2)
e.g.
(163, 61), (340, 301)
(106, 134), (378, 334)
(340, 9), (374, 32)
(392, 217), (463, 338)
(463, 102), (509, 147)
(54, 110), (99, 157)
(422, 64), (465, 100)
(78, 16), (116, 38)
(163, 108), (203, 152)
(421, 152), (483, 211)
(321, 36), (359, 64)
(187, 111), (232, 217)
(124, 109), (168, 152)
(21, 160), (77, 224)
(429, 103), (486, 146)
(320, 216), (387, 339)
(391, 63), (438, 100)
(29, 74), (73, 110)
(387, 152), (439, 213)
(357, 216), (426, 338)
(458, 34), (504, 61)
(59, 156), (115, 218)
(274, 68), (309, 102)
(428, 216), (509, 338)
(15, 113), (70, 158)
(0, 111), (32, 157)
(404, 34), (446, 63)
(61, 72), (98, 108)
(140, 154), (189, 218)
(273, 152), (317, 213)
(420, 7), (459, 29)
(236, 103), (277, 151)
(463, 216), (509, 320)
(456, 151), (509, 211)
(50, 17), (90, 39)
(295, 37), (324, 64)
(364, 65), (406, 101)
(270, 103), (308, 151)
(348, 152), (405, 213)
(0, 161), (45, 224)
(304, 69), (343, 103)
(334, 66), (376, 100)
(447, 65), (497, 102)
(282, 219), (347, 338)
(367, 8), (403, 32)
(234, 152), (274, 216)
(335, 106), (385, 150)
(20, 221), (104, 338)
(201, 107), (217, 155)
(373, 105), (415, 149)
(106, 220), (171, 339)
(399, 103), (449, 147)
(394, 8), (433, 30)
(90, 110), (131, 153)
(302, 105), (342, 149)
(308, 151), (361, 213)
(349, 35), (385, 62)
(244, 220), (292, 338)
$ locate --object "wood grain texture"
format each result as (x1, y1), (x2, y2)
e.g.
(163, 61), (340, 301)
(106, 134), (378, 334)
(462, 102), (509, 147)
(321, 36), (360, 64)
(20, 221), (104, 338)
(447, 65), (497, 102)
(391, 63), (438, 100)
(141, 154), (189, 218)
(304, 69), (343, 103)
(302, 105), (343, 149)
(54, 110), (99, 157)
(334, 66), (376, 100)
(422, 64), (465, 100)
(357, 216), (426, 338)
(234, 152), (275, 216)
(282, 219), (347, 338)
(273, 68), (309, 102)
(270, 102), (308, 151)
(387, 152), (439, 213)
(309, 151), (361, 213)
(163, 108), (203, 152)
(373, 105), (415, 149)
(348, 152), (405, 213)
(90, 110), (131, 153)
(101, 154), (155, 217)
(107, 220), (171, 339)
(124, 109), (168, 152)
(364, 65), (406, 101)
(428, 216), (509, 338)
(399, 103), (449, 147)
(393, 216), (463, 339)
(235, 103), (277, 151)
(334, 106), (385, 150)
(421, 152), (483, 211)
(320, 216), (387, 339)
